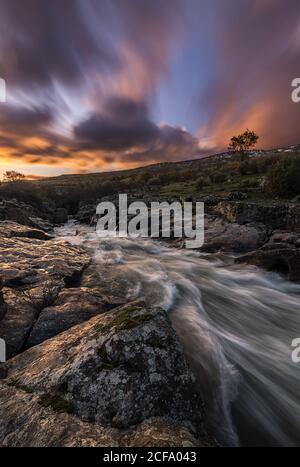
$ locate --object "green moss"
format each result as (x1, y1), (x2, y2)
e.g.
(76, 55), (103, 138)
(38, 393), (74, 414)
(96, 306), (153, 333)
(7, 380), (35, 394)
(18, 384), (34, 394)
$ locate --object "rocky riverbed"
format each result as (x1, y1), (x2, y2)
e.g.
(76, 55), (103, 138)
(0, 195), (299, 447)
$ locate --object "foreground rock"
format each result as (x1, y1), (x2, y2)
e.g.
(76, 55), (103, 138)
(3, 303), (207, 438)
(0, 302), (213, 446)
(235, 243), (300, 282)
(0, 384), (206, 447)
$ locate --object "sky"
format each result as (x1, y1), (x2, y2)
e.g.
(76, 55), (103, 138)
(0, 0), (299, 177)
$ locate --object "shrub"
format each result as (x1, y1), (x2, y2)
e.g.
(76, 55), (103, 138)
(239, 161), (249, 176)
(267, 157), (300, 197)
(209, 172), (227, 184)
(195, 177), (207, 191)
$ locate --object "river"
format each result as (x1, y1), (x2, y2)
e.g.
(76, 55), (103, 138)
(56, 221), (300, 447)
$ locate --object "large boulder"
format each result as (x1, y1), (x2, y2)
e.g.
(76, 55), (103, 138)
(0, 199), (36, 226)
(4, 302), (206, 436)
(75, 203), (97, 225)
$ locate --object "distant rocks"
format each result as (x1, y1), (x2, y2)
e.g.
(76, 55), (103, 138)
(213, 201), (300, 232)
(75, 203), (97, 225)
(235, 243), (300, 282)
(52, 208), (68, 225)
(202, 215), (268, 253)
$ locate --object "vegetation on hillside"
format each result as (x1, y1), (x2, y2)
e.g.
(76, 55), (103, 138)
(0, 144), (299, 213)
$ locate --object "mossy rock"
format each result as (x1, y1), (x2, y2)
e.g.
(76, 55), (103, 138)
(97, 345), (119, 371)
(38, 393), (74, 414)
(96, 306), (154, 333)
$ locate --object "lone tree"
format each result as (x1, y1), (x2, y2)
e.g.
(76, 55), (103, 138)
(228, 129), (259, 160)
(2, 170), (25, 183)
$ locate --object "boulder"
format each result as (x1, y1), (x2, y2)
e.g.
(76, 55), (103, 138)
(0, 233), (91, 357)
(0, 235), (90, 288)
(75, 203), (97, 225)
(0, 199), (36, 226)
(0, 220), (53, 240)
(27, 287), (120, 347)
(213, 201), (300, 231)
(201, 215), (268, 253)
(268, 231), (300, 246)
(4, 302), (205, 435)
(0, 384), (205, 447)
(235, 244), (300, 282)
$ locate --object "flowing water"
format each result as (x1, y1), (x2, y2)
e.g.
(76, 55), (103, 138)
(56, 221), (300, 447)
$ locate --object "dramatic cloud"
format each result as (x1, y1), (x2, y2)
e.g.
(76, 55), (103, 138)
(74, 97), (160, 150)
(0, 0), (299, 175)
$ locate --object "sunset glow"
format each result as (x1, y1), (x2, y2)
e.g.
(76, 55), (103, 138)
(0, 0), (299, 176)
